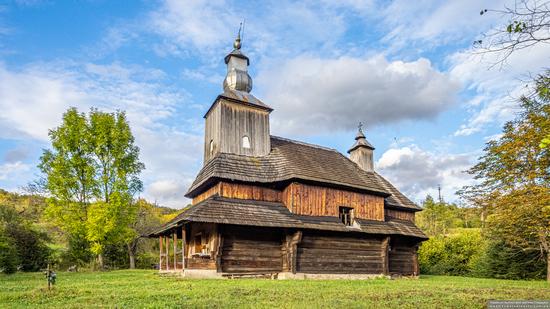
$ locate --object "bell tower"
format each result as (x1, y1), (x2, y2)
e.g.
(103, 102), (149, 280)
(348, 122), (375, 172)
(203, 29), (272, 164)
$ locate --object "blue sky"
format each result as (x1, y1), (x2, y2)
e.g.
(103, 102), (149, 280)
(0, 0), (548, 207)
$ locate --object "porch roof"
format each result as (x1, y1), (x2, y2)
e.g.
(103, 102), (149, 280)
(149, 195), (427, 240)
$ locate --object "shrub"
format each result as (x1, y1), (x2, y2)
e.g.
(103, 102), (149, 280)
(472, 240), (547, 280)
(419, 229), (484, 276)
(0, 230), (19, 274)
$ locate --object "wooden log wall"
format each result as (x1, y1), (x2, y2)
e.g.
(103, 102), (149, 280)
(192, 182), (282, 205)
(389, 239), (418, 275)
(296, 231), (385, 274)
(221, 225), (283, 273)
(283, 182), (385, 221)
(385, 209), (416, 222)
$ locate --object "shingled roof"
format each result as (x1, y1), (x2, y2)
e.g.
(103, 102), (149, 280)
(151, 196), (427, 239)
(187, 136), (390, 197)
(186, 135), (420, 211)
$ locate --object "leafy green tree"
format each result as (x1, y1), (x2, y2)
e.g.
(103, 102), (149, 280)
(460, 72), (550, 280)
(417, 195), (481, 236)
(39, 107), (144, 268)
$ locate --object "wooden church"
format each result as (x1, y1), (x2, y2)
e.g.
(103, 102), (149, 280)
(150, 33), (427, 279)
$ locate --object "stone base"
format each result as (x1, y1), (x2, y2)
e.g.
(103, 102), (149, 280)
(277, 272), (389, 280)
(183, 269), (223, 279)
(165, 270), (406, 280)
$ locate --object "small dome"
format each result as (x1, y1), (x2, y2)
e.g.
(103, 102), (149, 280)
(223, 69), (253, 93)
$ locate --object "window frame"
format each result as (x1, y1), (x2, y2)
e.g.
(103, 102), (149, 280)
(339, 206), (354, 226)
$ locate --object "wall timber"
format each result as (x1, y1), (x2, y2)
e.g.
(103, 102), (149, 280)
(192, 182), (282, 205)
(204, 99), (271, 164)
(282, 182), (385, 221)
(296, 231), (385, 274)
(220, 225), (284, 273)
(385, 209), (416, 222)
(389, 239), (418, 275)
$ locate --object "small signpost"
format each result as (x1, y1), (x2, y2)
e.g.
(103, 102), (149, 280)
(45, 264), (56, 290)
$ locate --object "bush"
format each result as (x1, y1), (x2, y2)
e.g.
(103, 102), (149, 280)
(136, 252), (158, 269)
(6, 225), (51, 271)
(0, 230), (19, 274)
(419, 229), (484, 276)
(472, 240), (547, 280)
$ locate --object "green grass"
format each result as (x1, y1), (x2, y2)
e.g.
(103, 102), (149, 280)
(0, 270), (548, 308)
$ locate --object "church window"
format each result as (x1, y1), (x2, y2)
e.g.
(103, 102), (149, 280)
(242, 135), (251, 149)
(339, 206), (353, 226)
(209, 140), (214, 155)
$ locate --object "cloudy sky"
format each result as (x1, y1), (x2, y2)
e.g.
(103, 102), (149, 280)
(0, 0), (548, 208)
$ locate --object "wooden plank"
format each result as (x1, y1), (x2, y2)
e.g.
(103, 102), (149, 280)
(281, 182), (385, 221)
(385, 209), (416, 222)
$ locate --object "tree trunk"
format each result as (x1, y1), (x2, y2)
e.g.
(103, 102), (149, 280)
(129, 252), (136, 269)
(128, 243), (136, 269)
(97, 253), (104, 270)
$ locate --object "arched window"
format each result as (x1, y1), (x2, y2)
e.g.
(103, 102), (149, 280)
(209, 140), (214, 155)
(242, 135), (251, 149)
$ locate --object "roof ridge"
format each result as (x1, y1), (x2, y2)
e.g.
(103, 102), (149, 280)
(270, 135), (339, 153)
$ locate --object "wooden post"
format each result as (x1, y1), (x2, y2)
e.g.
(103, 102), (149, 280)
(413, 245), (419, 276)
(215, 226), (224, 273)
(290, 230), (302, 274)
(173, 232), (177, 270)
(159, 236), (163, 271)
(382, 236), (390, 275)
(182, 226), (186, 269)
(165, 234), (170, 270)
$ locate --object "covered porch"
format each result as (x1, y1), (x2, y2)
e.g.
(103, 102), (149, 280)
(157, 222), (222, 275)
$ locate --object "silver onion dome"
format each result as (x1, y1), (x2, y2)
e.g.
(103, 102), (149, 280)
(223, 32), (253, 93)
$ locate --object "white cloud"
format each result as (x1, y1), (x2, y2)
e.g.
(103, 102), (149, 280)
(380, 0), (508, 52)
(377, 145), (475, 202)
(0, 61), (202, 208)
(449, 38), (550, 136)
(149, 0), (238, 52)
(0, 161), (31, 181)
(258, 55), (460, 135)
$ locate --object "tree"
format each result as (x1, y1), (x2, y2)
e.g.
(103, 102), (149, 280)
(86, 109), (144, 267)
(460, 72), (550, 280)
(39, 107), (144, 268)
(126, 199), (163, 269)
(475, 0), (550, 67)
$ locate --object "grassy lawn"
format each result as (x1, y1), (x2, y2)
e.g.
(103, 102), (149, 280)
(0, 270), (548, 308)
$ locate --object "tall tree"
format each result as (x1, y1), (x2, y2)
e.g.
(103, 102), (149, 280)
(39, 108), (95, 249)
(39, 108), (144, 268)
(460, 72), (550, 280)
(86, 110), (144, 266)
